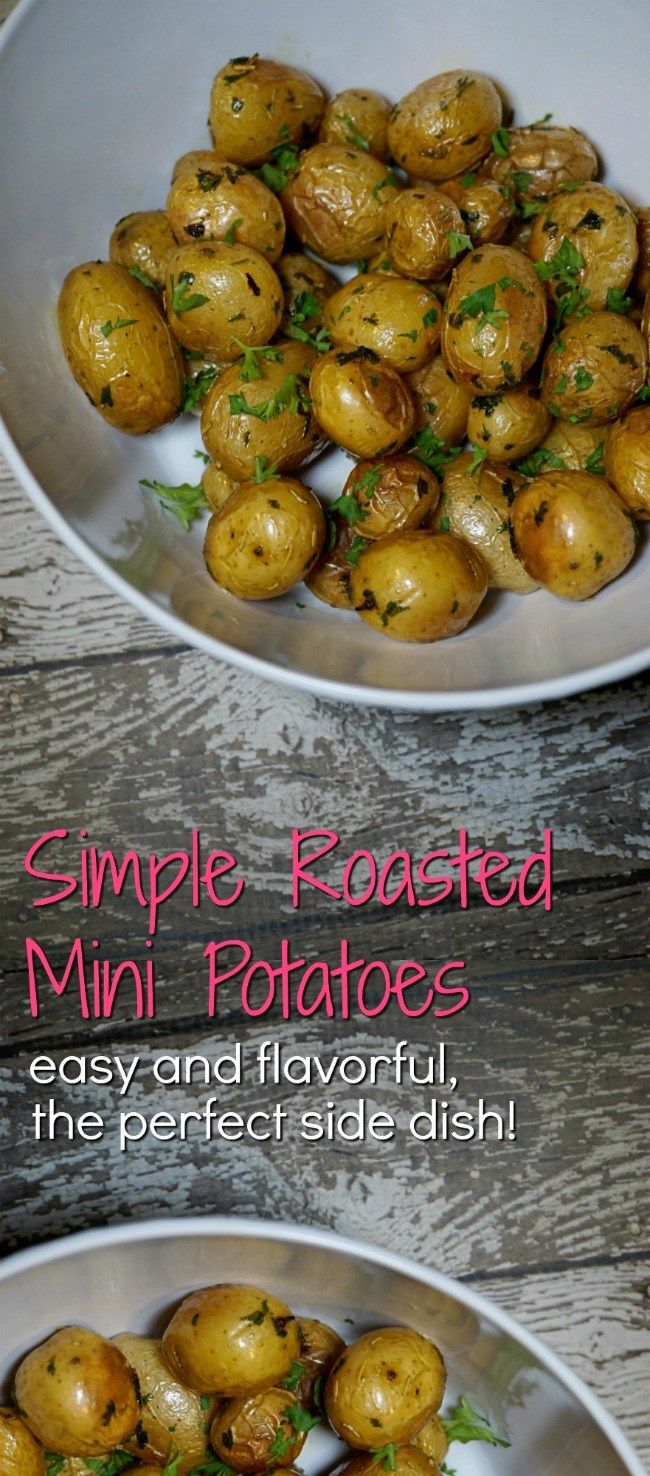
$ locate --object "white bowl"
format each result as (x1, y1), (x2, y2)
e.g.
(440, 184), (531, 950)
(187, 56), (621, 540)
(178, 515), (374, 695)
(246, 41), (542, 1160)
(0, 0), (649, 710)
(0, 1217), (644, 1476)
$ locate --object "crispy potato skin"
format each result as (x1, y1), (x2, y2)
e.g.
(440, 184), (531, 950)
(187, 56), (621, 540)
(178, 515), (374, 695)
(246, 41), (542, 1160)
(209, 57), (325, 165)
(210, 1388), (306, 1471)
(113, 1332), (215, 1474)
(339, 454), (439, 539)
(320, 89), (391, 160)
(324, 275), (440, 370)
(388, 71), (502, 182)
(605, 405), (650, 518)
(407, 354), (472, 444)
(383, 187), (464, 280)
(511, 470), (636, 597)
(166, 161), (285, 261)
(203, 477), (325, 599)
(349, 531), (487, 643)
(310, 350), (415, 457)
(14, 1327), (138, 1457)
(442, 244), (547, 391)
(438, 453), (537, 591)
(281, 143), (400, 263)
(305, 518), (360, 608)
(467, 383), (551, 461)
(480, 124), (598, 200)
(58, 261), (184, 434)
(164, 243), (283, 356)
(162, 1285), (302, 1396)
(201, 339), (322, 479)
(439, 176), (514, 247)
(528, 183), (638, 310)
(0, 1406), (46, 1476)
(540, 312), (647, 425)
(109, 210), (177, 291)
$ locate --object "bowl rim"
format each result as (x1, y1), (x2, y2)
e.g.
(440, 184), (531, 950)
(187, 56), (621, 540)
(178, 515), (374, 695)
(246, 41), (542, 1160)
(1, 0), (649, 713)
(0, 1213), (645, 1476)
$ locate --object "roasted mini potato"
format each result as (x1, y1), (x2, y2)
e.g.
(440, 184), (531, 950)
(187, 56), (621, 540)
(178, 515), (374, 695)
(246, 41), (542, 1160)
(511, 469), (636, 597)
(437, 453), (537, 591)
(339, 1448), (442, 1476)
(0, 1406), (45, 1476)
(382, 187), (465, 280)
(209, 56), (326, 165)
(58, 261), (184, 433)
(442, 243), (547, 390)
(540, 311), (647, 425)
(605, 405), (650, 517)
(407, 353), (472, 444)
(162, 1285), (302, 1397)
(204, 475), (325, 597)
(336, 454), (439, 538)
(324, 275), (440, 370)
(112, 1332), (214, 1474)
(388, 70), (502, 181)
(281, 143), (401, 263)
(467, 383), (551, 461)
(529, 419), (607, 474)
(349, 531), (487, 642)
(202, 461), (239, 512)
(171, 148), (227, 183)
(278, 253), (338, 342)
(320, 89), (391, 160)
(166, 159), (285, 261)
(109, 209), (178, 291)
(164, 243), (283, 355)
(439, 174), (514, 247)
(412, 1412), (449, 1465)
(305, 517), (361, 608)
(310, 348), (415, 457)
(633, 209), (650, 300)
(201, 339), (322, 479)
(480, 124), (598, 201)
(210, 1388), (306, 1471)
(14, 1327), (138, 1457)
(288, 1319), (347, 1408)
(528, 183), (638, 311)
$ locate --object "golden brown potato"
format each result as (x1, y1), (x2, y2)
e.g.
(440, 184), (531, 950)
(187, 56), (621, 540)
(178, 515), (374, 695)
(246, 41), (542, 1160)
(310, 349), (415, 457)
(278, 253), (338, 342)
(439, 174), (514, 247)
(109, 210), (178, 292)
(467, 383), (551, 461)
(412, 1412), (449, 1464)
(511, 470), (636, 598)
(633, 209), (650, 300)
(202, 461), (238, 512)
(58, 261), (184, 434)
(305, 516), (361, 608)
(204, 475), (325, 598)
(437, 453), (537, 591)
(605, 406), (650, 517)
(201, 339), (323, 479)
(324, 275), (440, 370)
(209, 56), (325, 165)
(171, 149), (227, 183)
(382, 187), (465, 280)
(388, 71), (502, 182)
(528, 183), (638, 311)
(339, 1448), (442, 1476)
(319, 89), (391, 160)
(164, 243), (283, 355)
(166, 160), (285, 261)
(162, 1285), (302, 1397)
(112, 1332), (214, 1474)
(325, 1326), (447, 1444)
(281, 143), (401, 263)
(210, 1388), (307, 1471)
(349, 531), (487, 643)
(0, 1406), (45, 1476)
(336, 454), (439, 538)
(442, 243), (547, 390)
(529, 419), (607, 474)
(480, 124), (598, 201)
(540, 311), (647, 425)
(287, 1319), (347, 1409)
(14, 1326), (138, 1457)
(407, 354), (472, 444)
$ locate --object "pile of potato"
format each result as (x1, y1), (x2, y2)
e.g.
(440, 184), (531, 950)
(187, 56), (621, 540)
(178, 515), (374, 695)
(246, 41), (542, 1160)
(57, 56), (650, 642)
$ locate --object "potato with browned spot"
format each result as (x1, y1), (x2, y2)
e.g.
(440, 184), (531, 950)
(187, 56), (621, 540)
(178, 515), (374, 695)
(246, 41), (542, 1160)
(480, 124), (598, 202)
(164, 242), (283, 356)
(324, 275), (440, 371)
(540, 311), (647, 425)
(467, 383), (551, 461)
(407, 354), (472, 445)
(310, 348), (415, 457)
(442, 244), (547, 391)
(438, 453), (537, 591)
(166, 160), (285, 261)
(109, 210), (178, 291)
(320, 89), (391, 160)
(305, 517), (361, 608)
(325, 1327), (447, 1445)
(14, 1327), (138, 1457)
(209, 56), (325, 166)
(288, 1320), (347, 1409)
(336, 454), (439, 539)
(528, 183), (638, 311)
(511, 470), (636, 598)
(0, 1407), (45, 1476)
(382, 187), (465, 280)
(281, 143), (400, 264)
(162, 1285), (302, 1396)
(112, 1332), (215, 1474)
(388, 71), (502, 182)
(204, 476), (325, 599)
(210, 1388), (307, 1471)
(413, 1412), (449, 1465)
(350, 530), (487, 642)
(201, 339), (323, 479)
(439, 175), (514, 247)
(58, 261), (184, 434)
(171, 148), (227, 183)
(605, 405), (650, 518)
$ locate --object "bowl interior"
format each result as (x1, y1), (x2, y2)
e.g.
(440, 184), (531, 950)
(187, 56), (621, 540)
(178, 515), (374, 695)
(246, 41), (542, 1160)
(0, 0), (649, 707)
(0, 1220), (639, 1476)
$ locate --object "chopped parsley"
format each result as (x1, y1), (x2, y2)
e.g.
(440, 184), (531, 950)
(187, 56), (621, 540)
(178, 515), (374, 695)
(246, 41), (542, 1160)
(512, 169), (534, 194)
(370, 1445), (398, 1470)
(252, 455), (279, 483)
(468, 445), (488, 477)
(139, 477), (207, 530)
(460, 171), (477, 187)
(346, 534), (369, 565)
(516, 447), (566, 476)
(606, 288), (633, 315)
(286, 289), (331, 351)
(441, 1395), (511, 1449)
(100, 385), (113, 407)
(585, 442), (606, 475)
(100, 317), (137, 337)
(337, 113), (370, 149)
(229, 373), (310, 420)
(231, 339), (284, 381)
(224, 217), (243, 245)
(285, 1402), (321, 1434)
(576, 208), (604, 231)
(448, 230), (472, 258)
(243, 1299), (269, 1325)
(534, 236), (585, 287)
(381, 600), (407, 626)
(129, 265), (158, 290)
(257, 143), (301, 192)
(491, 126), (510, 157)
(282, 1360), (305, 1392)
(574, 367), (594, 391)
(412, 426), (462, 476)
(423, 304), (439, 327)
(182, 364), (219, 412)
(169, 272), (209, 313)
(450, 282), (509, 332)
(371, 169), (399, 200)
(601, 341), (637, 366)
(329, 490), (369, 524)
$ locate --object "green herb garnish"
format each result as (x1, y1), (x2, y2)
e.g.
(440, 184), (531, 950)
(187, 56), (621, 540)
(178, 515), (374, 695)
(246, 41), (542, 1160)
(441, 1395), (510, 1449)
(139, 477), (207, 530)
(606, 287), (633, 315)
(129, 266), (158, 290)
(182, 364), (219, 412)
(100, 317), (137, 337)
(170, 272), (209, 314)
(491, 126), (510, 157)
(224, 217), (243, 245)
(231, 339), (284, 381)
(252, 455), (279, 483)
(337, 113), (370, 149)
(448, 230), (472, 258)
(229, 373), (310, 420)
(257, 143), (301, 192)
